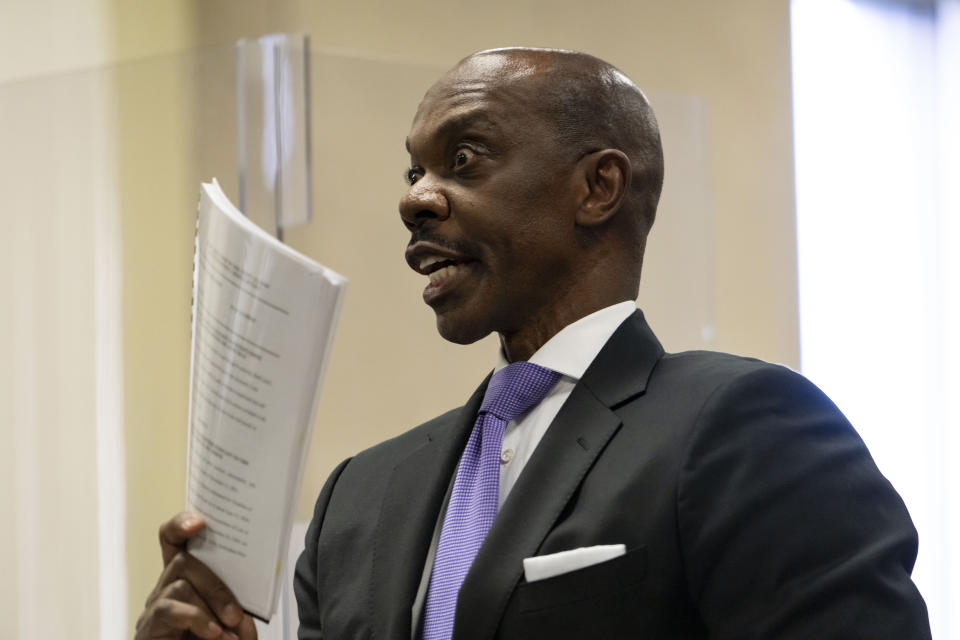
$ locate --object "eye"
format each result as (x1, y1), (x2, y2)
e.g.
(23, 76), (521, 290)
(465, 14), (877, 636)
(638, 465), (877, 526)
(404, 167), (423, 186)
(453, 147), (475, 170)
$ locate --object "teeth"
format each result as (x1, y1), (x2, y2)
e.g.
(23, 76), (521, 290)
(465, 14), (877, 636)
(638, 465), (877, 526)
(428, 263), (460, 284)
(419, 255), (445, 271)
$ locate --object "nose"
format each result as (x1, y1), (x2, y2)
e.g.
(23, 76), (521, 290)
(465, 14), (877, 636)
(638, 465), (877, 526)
(399, 176), (450, 230)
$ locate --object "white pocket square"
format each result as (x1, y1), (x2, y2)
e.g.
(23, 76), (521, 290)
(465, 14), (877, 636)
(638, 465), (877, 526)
(522, 544), (626, 583)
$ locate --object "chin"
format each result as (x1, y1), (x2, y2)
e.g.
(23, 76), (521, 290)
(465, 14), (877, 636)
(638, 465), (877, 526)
(434, 313), (492, 346)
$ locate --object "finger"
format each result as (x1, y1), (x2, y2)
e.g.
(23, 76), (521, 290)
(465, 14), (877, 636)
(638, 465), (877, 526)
(136, 585), (224, 640)
(235, 613), (259, 640)
(149, 551), (246, 628)
(159, 511), (207, 566)
(144, 599), (224, 639)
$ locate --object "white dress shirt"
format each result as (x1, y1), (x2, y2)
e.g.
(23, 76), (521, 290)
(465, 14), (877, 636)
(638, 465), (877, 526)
(410, 301), (637, 636)
(493, 300), (637, 507)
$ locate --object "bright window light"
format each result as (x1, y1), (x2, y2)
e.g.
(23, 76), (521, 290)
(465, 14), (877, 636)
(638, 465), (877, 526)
(791, 0), (958, 636)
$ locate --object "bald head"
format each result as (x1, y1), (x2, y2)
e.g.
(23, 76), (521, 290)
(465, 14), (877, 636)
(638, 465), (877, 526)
(450, 48), (664, 236)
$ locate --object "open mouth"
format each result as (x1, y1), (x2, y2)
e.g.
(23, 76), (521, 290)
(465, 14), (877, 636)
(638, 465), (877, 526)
(413, 253), (477, 305)
(405, 241), (478, 304)
(419, 255), (470, 285)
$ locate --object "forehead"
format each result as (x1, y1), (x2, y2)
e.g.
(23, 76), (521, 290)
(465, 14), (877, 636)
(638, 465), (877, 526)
(405, 56), (548, 152)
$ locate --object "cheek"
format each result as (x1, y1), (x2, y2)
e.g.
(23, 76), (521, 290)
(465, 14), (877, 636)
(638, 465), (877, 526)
(507, 177), (558, 216)
(465, 174), (576, 264)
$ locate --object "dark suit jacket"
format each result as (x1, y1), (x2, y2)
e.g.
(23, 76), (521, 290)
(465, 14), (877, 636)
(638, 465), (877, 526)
(294, 311), (930, 639)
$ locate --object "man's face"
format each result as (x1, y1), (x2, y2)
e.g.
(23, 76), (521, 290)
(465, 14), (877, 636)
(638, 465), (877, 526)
(400, 55), (581, 346)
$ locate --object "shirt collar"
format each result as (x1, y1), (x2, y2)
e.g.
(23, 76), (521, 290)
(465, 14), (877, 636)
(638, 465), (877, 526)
(494, 301), (637, 380)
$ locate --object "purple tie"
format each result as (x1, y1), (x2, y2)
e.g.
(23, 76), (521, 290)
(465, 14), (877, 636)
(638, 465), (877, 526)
(420, 361), (561, 640)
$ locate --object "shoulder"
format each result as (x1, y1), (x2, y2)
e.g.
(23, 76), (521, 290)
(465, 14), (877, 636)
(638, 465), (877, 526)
(656, 348), (795, 383)
(647, 349), (822, 411)
(649, 349), (854, 459)
(612, 348), (846, 476)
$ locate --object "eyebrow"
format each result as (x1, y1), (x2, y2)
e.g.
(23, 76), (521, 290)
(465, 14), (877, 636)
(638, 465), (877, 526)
(405, 109), (500, 155)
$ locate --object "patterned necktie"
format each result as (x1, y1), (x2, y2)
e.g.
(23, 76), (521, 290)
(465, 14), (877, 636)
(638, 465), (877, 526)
(420, 361), (561, 640)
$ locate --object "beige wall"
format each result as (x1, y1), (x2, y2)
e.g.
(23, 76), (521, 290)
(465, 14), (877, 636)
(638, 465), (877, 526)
(0, 0), (112, 84)
(1, 73), (107, 638)
(1, 2), (196, 637)
(0, 0), (196, 84)
(3, 2), (799, 637)
(115, 54), (198, 635)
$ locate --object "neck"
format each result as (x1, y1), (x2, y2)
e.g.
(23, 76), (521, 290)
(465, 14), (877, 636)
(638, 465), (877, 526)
(499, 250), (640, 361)
(498, 297), (631, 362)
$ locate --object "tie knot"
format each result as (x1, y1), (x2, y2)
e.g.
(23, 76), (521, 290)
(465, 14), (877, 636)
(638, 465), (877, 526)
(480, 361), (560, 423)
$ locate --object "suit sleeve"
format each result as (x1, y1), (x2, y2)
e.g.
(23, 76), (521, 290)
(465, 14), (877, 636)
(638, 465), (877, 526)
(294, 457), (352, 640)
(677, 365), (930, 639)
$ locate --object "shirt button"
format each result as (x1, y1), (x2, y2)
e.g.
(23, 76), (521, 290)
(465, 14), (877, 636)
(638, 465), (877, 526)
(500, 448), (515, 464)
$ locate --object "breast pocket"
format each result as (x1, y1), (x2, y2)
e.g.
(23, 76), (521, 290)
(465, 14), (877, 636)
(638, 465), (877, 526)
(499, 546), (648, 639)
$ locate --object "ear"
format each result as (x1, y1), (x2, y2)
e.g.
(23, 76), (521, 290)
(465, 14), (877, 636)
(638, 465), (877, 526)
(575, 149), (631, 227)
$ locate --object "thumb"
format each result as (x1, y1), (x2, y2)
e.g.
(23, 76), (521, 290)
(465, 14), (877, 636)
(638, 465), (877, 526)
(158, 511), (207, 566)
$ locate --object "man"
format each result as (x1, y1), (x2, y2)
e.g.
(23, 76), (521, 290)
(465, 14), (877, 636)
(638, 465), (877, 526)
(137, 48), (931, 639)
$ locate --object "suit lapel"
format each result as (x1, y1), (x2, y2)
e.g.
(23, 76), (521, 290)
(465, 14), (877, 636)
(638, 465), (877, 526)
(452, 311), (663, 640)
(371, 378), (489, 640)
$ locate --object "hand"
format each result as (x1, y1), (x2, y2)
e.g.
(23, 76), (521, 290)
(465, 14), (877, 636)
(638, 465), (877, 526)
(135, 512), (258, 640)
